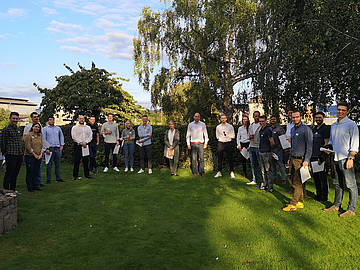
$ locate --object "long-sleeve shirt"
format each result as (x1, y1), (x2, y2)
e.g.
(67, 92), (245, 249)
(216, 123), (235, 143)
(137, 124), (152, 146)
(271, 125), (286, 151)
(290, 122), (313, 162)
(249, 122), (261, 148)
(121, 129), (135, 144)
(237, 126), (250, 147)
(0, 124), (23, 156)
(71, 124), (93, 145)
(42, 125), (64, 147)
(286, 122), (294, 138)
(101, 122), (119, 144)
(24, 132), (44, 155)
(329, 116), (359, 161)
(186, 121), (209, 145)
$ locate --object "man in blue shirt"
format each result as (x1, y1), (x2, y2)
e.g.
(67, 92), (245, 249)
(43, 116), (65, 183)
(283, 110), (313, 212)
(137, 115), (153, 174)
(323, 102), (359, 217)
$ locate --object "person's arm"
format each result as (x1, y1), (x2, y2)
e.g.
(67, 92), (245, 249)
(303, 127), (313, 165)
(130, 130), (135, 141)
(186, 124), (191, 148)
(85, 127), (93, 144)
(100, 123), (106, 137)
(59, 127), (65, 151)
(215, 125), (221, 141)
(24, 134), (33, 154)
(236, 127), (241, 149)
(71, 126), (81, 144)
(229, 125), (235, 140)
(96, 133), (100, 145)
(173, 130), (180, 148)
(203, 124), (209, 146)
(346, 123), (359, 169)
(164, 130), (170, 148)
(140, 126), (152, 143)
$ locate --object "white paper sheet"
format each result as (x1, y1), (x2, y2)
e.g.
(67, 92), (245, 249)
(311, 161), (325, 173)
(45, 152), (52, 164)
(136, 141), (143, 147)
(300, 166), (311, 183)
(272, 152), (279, 160)
(113, 145), (120, 154)
(279, 134), (291, 149)
(320, 147), (334, 153)
(241, 148), (249, 159)
(82, 145), (90, 157)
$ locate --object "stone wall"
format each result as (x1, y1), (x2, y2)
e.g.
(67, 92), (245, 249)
(0, 190), (17, 234)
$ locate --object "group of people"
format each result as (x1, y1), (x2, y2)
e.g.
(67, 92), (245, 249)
(0, 101), (358, 217)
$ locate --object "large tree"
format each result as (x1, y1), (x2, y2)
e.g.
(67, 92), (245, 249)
(134, 0), (257, 121)
(34, 63), (144, 124)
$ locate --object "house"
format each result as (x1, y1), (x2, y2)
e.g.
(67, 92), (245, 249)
(0, 97), (37, 125)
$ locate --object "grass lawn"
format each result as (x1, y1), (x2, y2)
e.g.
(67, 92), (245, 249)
(0, 164), (359, 270)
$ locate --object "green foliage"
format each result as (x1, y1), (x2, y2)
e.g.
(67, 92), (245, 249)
(34, 62), (144, 124)
(0, 108), (11, 129)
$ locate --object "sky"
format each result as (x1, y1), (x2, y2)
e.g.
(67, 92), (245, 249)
(0, 0), (167, 108)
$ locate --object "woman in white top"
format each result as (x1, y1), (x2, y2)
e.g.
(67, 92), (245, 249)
(237, 115), (250, 178)
(164, 120), (180, 176)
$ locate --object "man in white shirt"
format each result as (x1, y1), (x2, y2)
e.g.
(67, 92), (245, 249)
(247, 111), (262, 185)
(215, 114), (235, 178)
(71, 115), (93, 180)
(186, 113), (209, 176)
(100, 113), (120, 172)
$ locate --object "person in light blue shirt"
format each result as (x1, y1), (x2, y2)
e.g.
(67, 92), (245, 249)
(323, 102), (359, 217)
(137, 115), (153, 174)
(42, 116), (65, 183)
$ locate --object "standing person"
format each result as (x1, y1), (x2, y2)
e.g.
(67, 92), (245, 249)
(88, 116), (100, 174)
(24, 123), (45, 191)
(258, 116), (275, 192)
(283, 110), (313, 212)
(164, 120), (180, 176)
(310, 112), (330, 202)
(237, 115), (250, 179)
(42, 116), (65, 183)
(101, 113), (120, 172)
(323, 102), (359, 217)
(214, 114), (235, 179)
(247, 111), (262, 185)
(186, 112), (209, 177)
(137, 115), (153, 174)
(284, 109), (294, 170)
(71, 115), (93, 180)
(0, 112), (23, 191)
(122, 120), (135, 172)
(270, 115), (287, 185)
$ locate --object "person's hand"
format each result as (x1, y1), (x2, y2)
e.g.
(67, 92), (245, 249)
(96, 142), (99, 146)
(302, 161), (309, 167)
(318, 158), (322, 165)
(147, 133), (152, 137)
(287, 138), (291, 142)
(170, 146), (174, 150)
(116, 141), (120, 146)
(346, 159), (354, 169)
(237, 146), (242, 151)
(82, 142), (87, 148)
(246, 147), (250, 151)
(204, 144), (208, 149)
(287, 159), (290, 165)
(126, 135), (130, 140)
(187, 145), (191, 150)
(33, 152), (38, 159)
(46, 149), (51, 155)
(60, 146), (63, 152)
(39, 152), (43, 159)
(138, 140), (142, 143)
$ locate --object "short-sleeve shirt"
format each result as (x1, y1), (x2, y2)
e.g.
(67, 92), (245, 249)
(88, 123), (99, 144)
(259, 126), (273, 153)
(312, 124), (330, 158)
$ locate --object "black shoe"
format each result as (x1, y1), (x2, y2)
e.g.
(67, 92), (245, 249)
(266, 188), (274, 193)
(85, 176), (93, 179)
(56, 179), (64, 182)
(72, 177), (77, 181)
(39, 184), (45, 187)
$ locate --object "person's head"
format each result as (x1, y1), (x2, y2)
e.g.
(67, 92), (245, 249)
(30, 112), (39, 123)
(78, 115), (85, 125)
(48, 116), (55, 126)
(31, 123), (41, 134)
(107, 113), (114, 122)
(168, 120), (175, 130)
(291, 110), (302, 125)
(125, 120), (132, 130)
(287, 109), (293, 120)
(142, 114), (148, 125)
(259, 115), (267, 128)
(253, 111), (260, 123)
(270, 115), (278, 126)
(220, 114), (227, 124)
(89, 116), (96, 125)
(315, 112), (325, 126)
(336, 101), (350, 120)
(242, 115), (250, 126)
(9, 112), (19, 126)
(194, 112), (200, 122)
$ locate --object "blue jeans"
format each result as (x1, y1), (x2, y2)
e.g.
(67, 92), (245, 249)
(124, 143), (134, 168)
(36, 156), (43, 185)
(46, 147), (62, 182)
(333, 159), (358, 212)
(89, 142), (98, 172)
(25, 155), (41, 190)
(249, 147), (262, 183)
(271, 149), (286, 181)
(260, 152), (273, 189)
(191, 143), (205, 175)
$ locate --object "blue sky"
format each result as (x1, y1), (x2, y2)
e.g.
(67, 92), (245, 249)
(0, 0), (167, 108)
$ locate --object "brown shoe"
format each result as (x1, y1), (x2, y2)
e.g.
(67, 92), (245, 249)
(322, 205), (339, 212)
(339, 211), (356, 218)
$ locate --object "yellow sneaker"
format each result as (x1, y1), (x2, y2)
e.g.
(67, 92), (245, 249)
(282, 204), (297, 212)
(296, 202), (304, 209)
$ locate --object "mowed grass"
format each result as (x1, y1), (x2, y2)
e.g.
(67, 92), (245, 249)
(0, 164), (360, 270)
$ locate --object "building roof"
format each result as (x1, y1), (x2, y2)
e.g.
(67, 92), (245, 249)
(0, 97), (37, 106)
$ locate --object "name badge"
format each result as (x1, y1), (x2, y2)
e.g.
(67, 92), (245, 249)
(296, 133), (299, 136)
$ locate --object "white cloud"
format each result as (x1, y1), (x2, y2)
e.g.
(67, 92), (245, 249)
(47, 20), (84, 35)
(42, 7), (58, 15)
(0, 35), (4, 40)
(60, 45), (90, 54)
(0, 8), (27, 18)
(0, 62), (17, 67)
(94, 18), (122, 29)
(0, 84), (43, 105)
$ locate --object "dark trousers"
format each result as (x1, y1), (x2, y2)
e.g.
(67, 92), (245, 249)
(46, 147), (62, 182)
(139, 144), (152, 170)
(89, 142), (98, 172)
(73, 144), (90, 178)
(3, 155), (22, 191)
(239, 142), (250, 178)
(260, 152), (273, 190)
(290, 158), (304, 206)
(191, 143), (205, 175)
(217, 141), (234, 172)
(104, 143), (117, 168)
(25, 155), (41, 190)
(311, 157), (328, 201)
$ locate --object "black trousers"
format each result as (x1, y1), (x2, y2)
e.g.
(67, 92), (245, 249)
(311, 157), (329, 201)
(217, 141), (234, 172)
(104, 143), (117, 168)
(239, 142), (250, 177)
(73, 144), (90, 178)
(3, 155), (22, 190)
(139, 144), (152, 170)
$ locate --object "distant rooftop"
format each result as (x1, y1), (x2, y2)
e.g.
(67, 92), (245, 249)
(0, 97), (37, 106)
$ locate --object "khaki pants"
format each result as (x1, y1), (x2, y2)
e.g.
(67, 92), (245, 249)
(290, 158), (304, 206)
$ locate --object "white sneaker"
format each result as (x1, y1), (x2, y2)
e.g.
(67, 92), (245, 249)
(230, 172), (235, 179)
(247, 180), (257, 185)
(138, 169), (144, 174)
(214, 171), (222, 178)
(113, 167), (120, 172)
(124, 167), (128, 172)
(130, 168), (134, 172)
(148, 169), (152, 174)
(103, 167), (109, 173)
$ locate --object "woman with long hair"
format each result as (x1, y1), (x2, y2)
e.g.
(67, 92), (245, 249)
(121, 120), (135, 172)
(236, 115), (250, 178)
